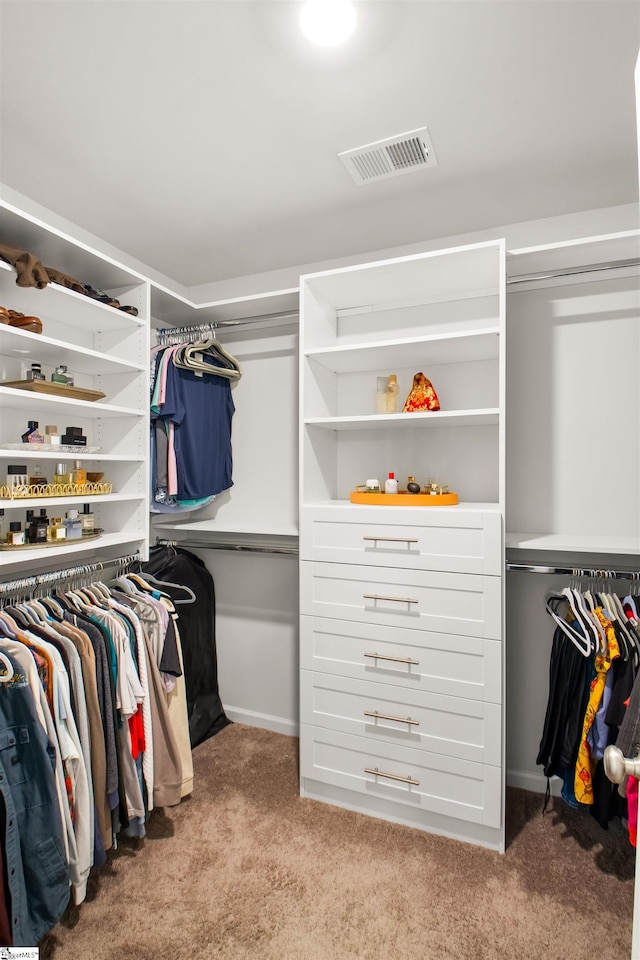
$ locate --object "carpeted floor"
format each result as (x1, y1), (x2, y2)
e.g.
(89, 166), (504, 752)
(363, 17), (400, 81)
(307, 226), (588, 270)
(41, 723), (635, 960)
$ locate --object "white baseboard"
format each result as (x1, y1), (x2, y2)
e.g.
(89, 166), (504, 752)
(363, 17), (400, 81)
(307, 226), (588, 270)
(507, 768), (560, 796)
(224, 705), (299, 738)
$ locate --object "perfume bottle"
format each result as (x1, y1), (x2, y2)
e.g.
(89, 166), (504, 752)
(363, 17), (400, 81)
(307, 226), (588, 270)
(21, 421), (44, 444)
(64, 509), (83, 540)
(54, 463), (70, 485)
(81, 503), (94, 534)
(407, 476), (421, 494)
(51, 364), (70, 384)
(376, 376), (388, 414)
(385, 375), (399, 414)
(71, 460), (87, 487)
(47, 516), (67, 541)
(29, 465), (48, 488)
(45, 425), (62, 446)
(0, 509), (4, 542)
(6, 465), (28, 491)
(26, 363), (45, 382)
(6, 522), (24, 546)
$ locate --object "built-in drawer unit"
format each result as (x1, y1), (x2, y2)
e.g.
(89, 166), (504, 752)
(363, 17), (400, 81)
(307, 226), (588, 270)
(300, 616), (502, 703)
(300, 671), (502, 765)
(300, 724), (502, 828)
(300, 561), (502, 639)
(300, 505), (502, 575)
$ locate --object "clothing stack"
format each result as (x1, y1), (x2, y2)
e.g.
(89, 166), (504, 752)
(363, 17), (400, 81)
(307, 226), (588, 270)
(0, 573), (194, 946)
(150, 338), (240, 513)
(538, 588), (640, 841)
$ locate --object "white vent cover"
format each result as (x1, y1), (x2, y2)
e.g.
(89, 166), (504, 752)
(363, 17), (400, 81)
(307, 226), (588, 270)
(338, 127), (437, 186)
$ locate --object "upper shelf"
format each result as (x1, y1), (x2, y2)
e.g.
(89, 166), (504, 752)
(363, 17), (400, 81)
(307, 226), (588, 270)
(506, 532), (640, 556)
(0, 386), (142, 419)
(0, 323), (144, 375)
(0, 261), (145, 332)
(151, 283), (299, 327)
(1, 202), (144, 294)
(304, 409), (499, 430)
(507, 230), (640, 284)
(301, 241), (502, 313)
(304, 327), (500, 374)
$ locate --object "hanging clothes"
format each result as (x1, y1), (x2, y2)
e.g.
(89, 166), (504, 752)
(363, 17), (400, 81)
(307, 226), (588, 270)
(139, 545), (231, 748)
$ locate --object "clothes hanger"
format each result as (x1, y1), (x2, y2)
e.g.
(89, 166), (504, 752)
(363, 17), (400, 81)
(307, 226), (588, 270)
(563, 586), (601, 653)
(127, 571), (196, 605)
(0, 652), (14, 683)
(575, 586), (607, 652)
(544, 593), (591, 657)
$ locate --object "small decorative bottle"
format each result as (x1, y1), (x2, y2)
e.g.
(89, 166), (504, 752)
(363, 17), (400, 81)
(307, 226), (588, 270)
(21, 421), (44, 444)
(26, 363), (45, 382)
(72, 461), (87, 488)
(51, 365), (70, 384)
(407, 476), (421, 493)
(81, 503), (94, 534)
(385, 472), (398, 494)
(54, 463), (70, 485)
(385, 375), (399, 414)
(49, 517), (67, 541)
(376, 376), (388, 414)
(45, 425), (62, 446)
(64, 509), (83, 540)
(7, 522), (24, 546)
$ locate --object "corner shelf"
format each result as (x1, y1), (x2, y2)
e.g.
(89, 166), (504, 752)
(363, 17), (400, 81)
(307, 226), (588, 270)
(304, 409), (500, 431)
(506, 532), (640, 556)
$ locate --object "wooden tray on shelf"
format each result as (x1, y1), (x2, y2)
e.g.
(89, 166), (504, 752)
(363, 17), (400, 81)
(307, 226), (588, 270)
(1, 380), (106, 402)
(0, 529), (104, 551)
(350, 491), (459, 506)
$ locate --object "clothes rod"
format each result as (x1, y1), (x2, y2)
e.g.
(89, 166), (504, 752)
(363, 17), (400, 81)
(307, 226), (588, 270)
(156, 310), (299, 340)
(507, 257), (640, 286)
(156, 538), (299, 556)
(0, 551), (142, 599)
(507, 562), (640, 579)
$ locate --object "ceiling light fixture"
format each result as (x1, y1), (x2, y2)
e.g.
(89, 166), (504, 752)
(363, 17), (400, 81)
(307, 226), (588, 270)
(300, 0), (357, 47)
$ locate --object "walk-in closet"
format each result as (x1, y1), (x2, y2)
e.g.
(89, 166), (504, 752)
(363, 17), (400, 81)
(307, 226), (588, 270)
(0, 1), (639, 958)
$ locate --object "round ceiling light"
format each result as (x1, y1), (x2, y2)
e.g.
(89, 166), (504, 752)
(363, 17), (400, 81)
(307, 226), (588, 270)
(300, 0), (357, 47)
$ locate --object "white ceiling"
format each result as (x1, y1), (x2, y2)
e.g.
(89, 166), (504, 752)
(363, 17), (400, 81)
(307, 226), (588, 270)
(1, 1), (638, 289)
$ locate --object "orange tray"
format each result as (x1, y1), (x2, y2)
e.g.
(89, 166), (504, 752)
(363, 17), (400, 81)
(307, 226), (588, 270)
(350, 491), (458, 506)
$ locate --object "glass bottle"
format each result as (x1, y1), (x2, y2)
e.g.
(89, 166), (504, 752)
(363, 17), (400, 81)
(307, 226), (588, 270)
(21, 421), (44, 444)
(7, 522), (24, 546)
(64, 509), (83, 540)
(376, 376), (388, 414)
(54, 462), (70, 485)
(49, 517), (67, 541)
(51, 364), (70, 384)
(81, 503), (94, 534)
(72, 460), (87, 488)
(385, 375), (399, 414)
(26, 363), (45, 382)
(407, 476), (421, 494)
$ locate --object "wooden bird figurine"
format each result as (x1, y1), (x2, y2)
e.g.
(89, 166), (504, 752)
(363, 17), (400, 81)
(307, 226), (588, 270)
(403, 372), (440, 412)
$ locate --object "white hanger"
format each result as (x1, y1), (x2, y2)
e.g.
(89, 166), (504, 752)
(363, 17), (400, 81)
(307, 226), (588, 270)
(127, 572), (196, 605)
(0, 652), (14, 683)
(544, 592), (591, 657)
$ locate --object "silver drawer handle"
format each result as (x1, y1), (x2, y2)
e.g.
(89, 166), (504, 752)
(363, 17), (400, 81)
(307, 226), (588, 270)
(364, 709), (419, 727)
(363, 536), (418, 544)
(365, 767), (420, 786)
(364, 652), (420, 666)
(363, 593), (418, 604)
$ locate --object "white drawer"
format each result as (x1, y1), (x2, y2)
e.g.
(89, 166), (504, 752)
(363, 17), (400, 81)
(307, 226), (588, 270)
(300, 724), (501, 828)
(300, 670), (502, 766)
(300, 616), (502, 703)
(300, 561), (502, 639)
(300, 505), (502, 575)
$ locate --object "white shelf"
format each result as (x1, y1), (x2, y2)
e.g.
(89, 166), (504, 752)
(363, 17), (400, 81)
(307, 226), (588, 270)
(304, 328), (500, 374)
(304, 409), (500, 431)
(0, 530), (146, 569)
(507, 230), (640, 282)
(0, 386), (142, 418)
(506, 532), (640, 556)
(0, 323), (144, 374)
(302, 241), (502, 312)
(0, 260), (145, 332)
(151, 283), (299, 327)
(0, 449), (143, 462)
(153, 519), (299, 537)
(0, 493), (144, 511)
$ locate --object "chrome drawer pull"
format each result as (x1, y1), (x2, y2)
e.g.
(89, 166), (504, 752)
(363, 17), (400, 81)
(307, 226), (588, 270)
(365, 767), (419, 786)
(364, 709), (419, 727)
(363, 593), (418, 604)
(364, 652), (420, 666)
(363, 536), (418, 544)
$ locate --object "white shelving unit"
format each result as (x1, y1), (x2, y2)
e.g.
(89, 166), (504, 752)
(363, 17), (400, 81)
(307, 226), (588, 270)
(299, 239), (507, 851)
(505, 228), (640, 558)
(0, 201), (150, 575)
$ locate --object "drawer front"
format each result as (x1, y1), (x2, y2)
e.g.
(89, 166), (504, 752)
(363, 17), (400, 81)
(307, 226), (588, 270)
(300, 561), (502, 639)
(300, 506), (502, 576)
(300, 670), (502, 766)
(300, 616), (502, 703)
(300, 724), (501, 828)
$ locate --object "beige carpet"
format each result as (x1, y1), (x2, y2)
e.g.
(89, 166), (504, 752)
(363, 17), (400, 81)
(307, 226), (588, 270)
(41, 723), (635, 960)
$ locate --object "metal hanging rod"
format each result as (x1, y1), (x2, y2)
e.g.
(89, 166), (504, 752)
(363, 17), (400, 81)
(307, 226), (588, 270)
(156, 310), (299, 344)
(507, 257), (640, 286)
(0, 552), (141, 601)
(507, 563), (640, 579)
(156, 538), (298, 556)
